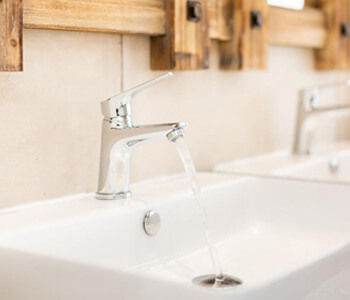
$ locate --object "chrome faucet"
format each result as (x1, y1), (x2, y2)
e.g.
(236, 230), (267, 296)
(96, 72), (186, 200)
(293, 82), (350, 155)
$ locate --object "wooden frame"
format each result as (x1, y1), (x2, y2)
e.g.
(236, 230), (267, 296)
(314, 0), (350, 70)
(151, 0), (210, 70)
(269, 6), (326, 49)
(23, 0), (166, 35)
(219, 0), (268, 70)
(0, 0), (23, 71)
(209, 0), (233, 41)
(1, 0), (350, 72)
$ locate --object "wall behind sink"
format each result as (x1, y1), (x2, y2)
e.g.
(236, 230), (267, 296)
(0, 29), (350, 208)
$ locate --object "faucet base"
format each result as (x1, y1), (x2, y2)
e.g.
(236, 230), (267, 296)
(95, 191), (131, 200)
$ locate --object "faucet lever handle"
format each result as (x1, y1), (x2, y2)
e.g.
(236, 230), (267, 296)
(101, 72), (174, 122)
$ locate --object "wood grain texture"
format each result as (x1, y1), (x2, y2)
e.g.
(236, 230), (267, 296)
(315, 0), (350, 70)
(151, 0), (210, 70)
(219, 0), (268, 70)
(23, 0), (166, 35)
(208, 0), (233, 40)
(0, 0), (23, 71)
(269, 7), (326, 49)
(305, 0), (321, 7)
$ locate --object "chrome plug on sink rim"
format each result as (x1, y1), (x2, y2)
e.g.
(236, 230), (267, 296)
(329, 156), (340, 173)
(143, 210), (161, 236)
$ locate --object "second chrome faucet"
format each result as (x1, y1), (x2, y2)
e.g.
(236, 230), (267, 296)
(96, 72), (186, 200)
(293, 81), (350, 155)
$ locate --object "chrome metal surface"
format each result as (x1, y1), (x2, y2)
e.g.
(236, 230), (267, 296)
(293, 83), (350, 155)
(192, 274), (243, 288)
(143, 210), (161, 236)
(96, 73), (187, 200)
(95, 191), (131, 201)
(329, 157), (340, 173)
(101, 72), (174, 126)
(166, 125), (185, 142)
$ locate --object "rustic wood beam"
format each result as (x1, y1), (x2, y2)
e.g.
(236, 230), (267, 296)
(315, 0), (350, 70)
(208, 0), (233, 41)
(305, 0), (321, 7)
(0, 0), (343, 72)
(219, 0), (268, 70)
(151, 0), (210, 70)
(23, 0), (166, 35)
(269, 6), (326, 49)
(0, 0), (23, 71)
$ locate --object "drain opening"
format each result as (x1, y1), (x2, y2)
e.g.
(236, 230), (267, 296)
(193, 274), (242, 288)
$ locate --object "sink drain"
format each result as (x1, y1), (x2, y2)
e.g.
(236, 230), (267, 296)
(193, 274), (242, 288)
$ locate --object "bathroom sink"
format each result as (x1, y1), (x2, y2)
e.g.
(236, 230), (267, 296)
(0, 173), (349, 300)
(215, 142), (350, 184)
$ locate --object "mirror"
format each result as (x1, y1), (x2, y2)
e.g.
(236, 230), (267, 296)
(268, 0), (305, 10)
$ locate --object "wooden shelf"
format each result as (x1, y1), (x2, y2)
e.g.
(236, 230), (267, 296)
(151, 0), (210, 70)
(269, 6), (326, 49)
(23, 0), (166, 35)
(208, 0), (233, 41)
(1, 0), (350, 72)
(0, 0), (23, 72)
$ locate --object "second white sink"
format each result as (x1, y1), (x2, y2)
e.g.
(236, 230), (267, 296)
(215, 142), (350, 184)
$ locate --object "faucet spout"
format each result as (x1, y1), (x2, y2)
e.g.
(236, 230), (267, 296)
(96, 122), (187, 200)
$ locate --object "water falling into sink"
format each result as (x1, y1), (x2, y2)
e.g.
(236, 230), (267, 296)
(173, 136), (242, 288)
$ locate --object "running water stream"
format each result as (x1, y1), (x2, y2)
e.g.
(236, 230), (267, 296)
(173, 136), (225, 284)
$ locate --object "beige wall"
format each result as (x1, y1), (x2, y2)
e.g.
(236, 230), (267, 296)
(0, 29), (349, 208)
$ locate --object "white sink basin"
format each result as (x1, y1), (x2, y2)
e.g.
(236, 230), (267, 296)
(0, 173), (349, 300)
(215, 142), (350, 184)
